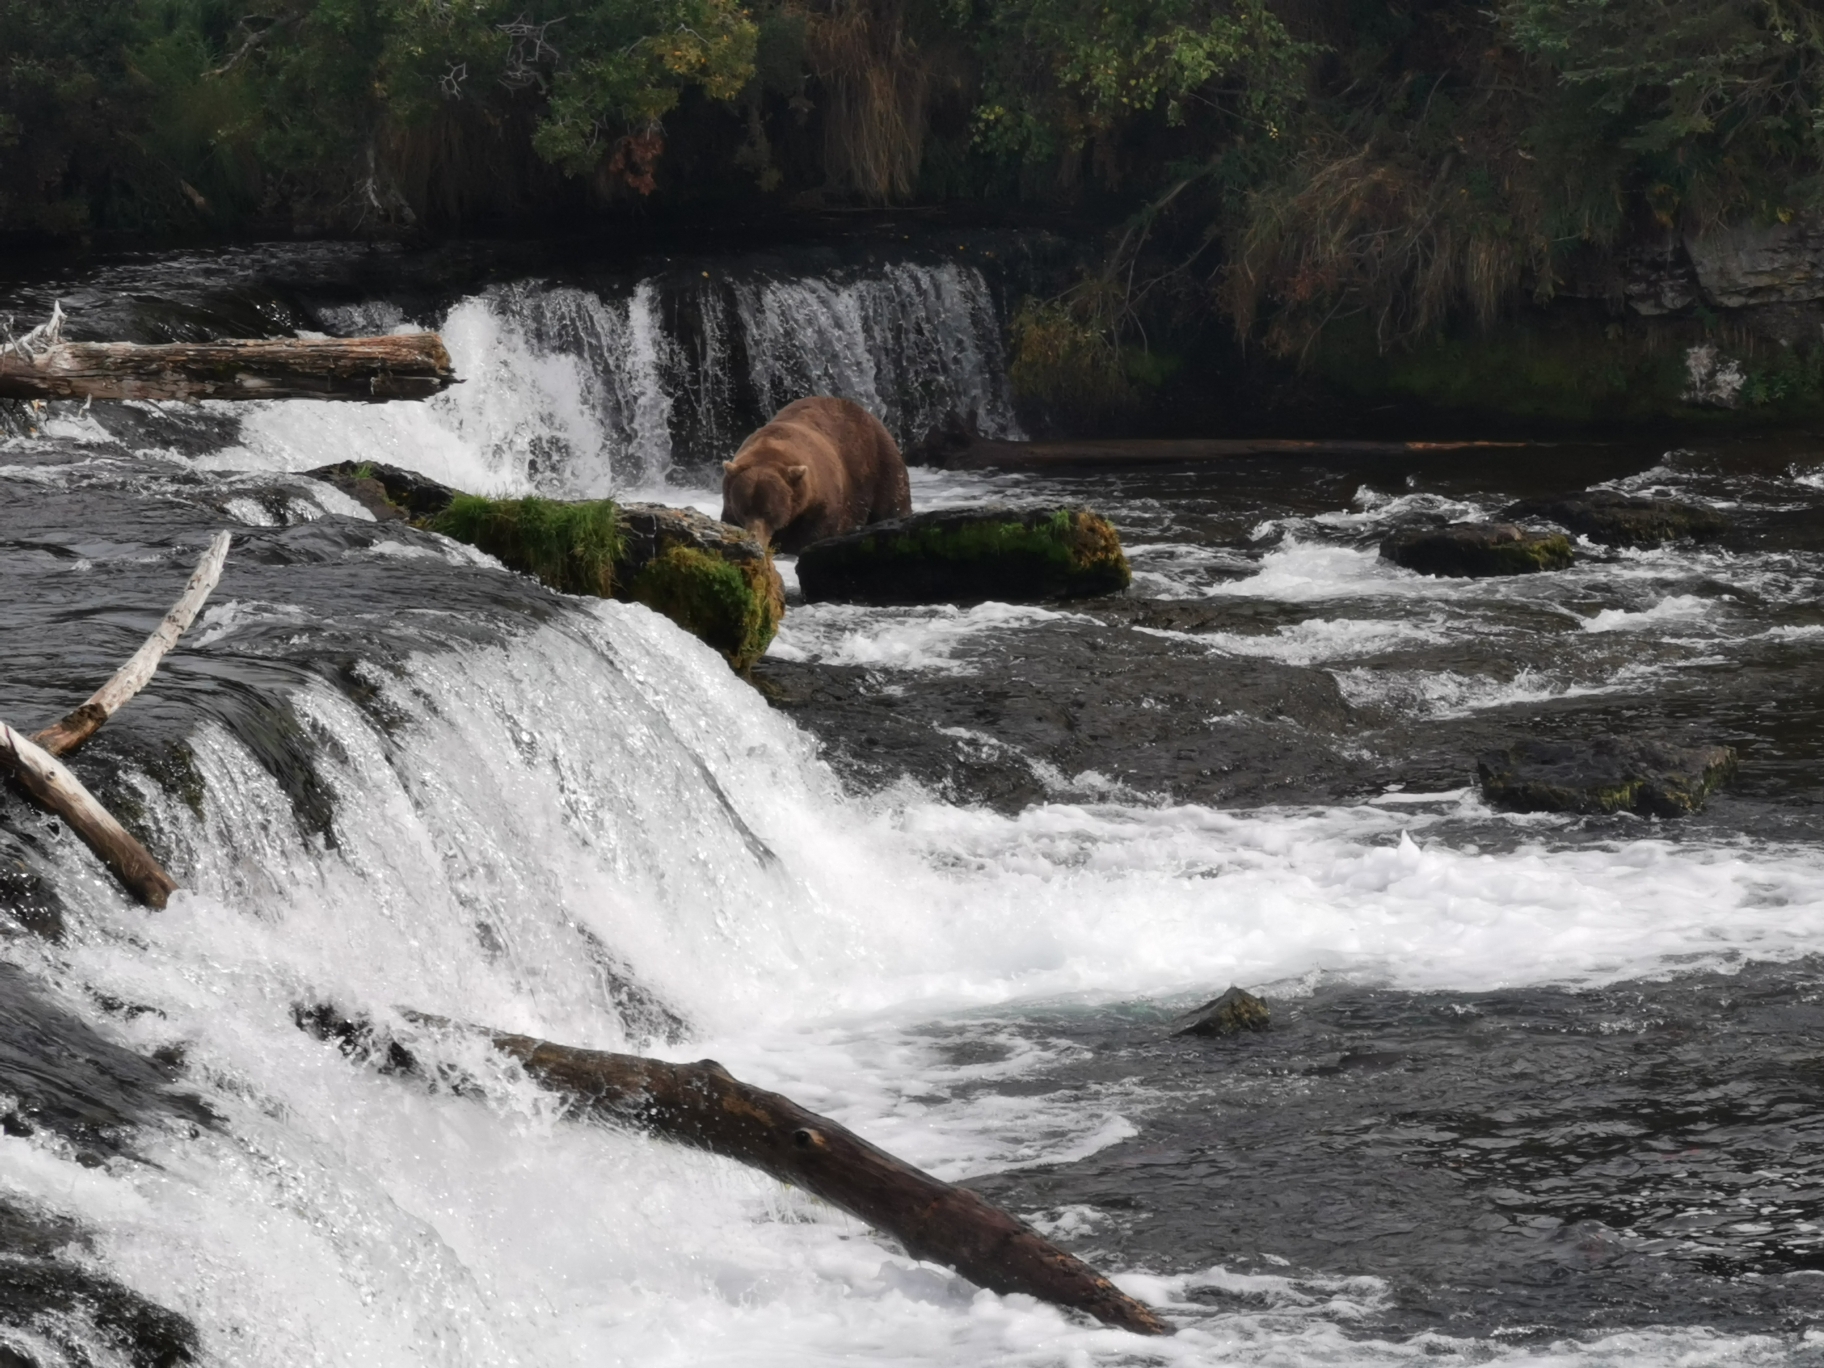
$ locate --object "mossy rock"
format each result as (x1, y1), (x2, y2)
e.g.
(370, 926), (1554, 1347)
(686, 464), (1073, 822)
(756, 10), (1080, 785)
(796, 506), (1132, 606)
(613, 502), (784, 670)
(1502, 490), (1732, 547)
(625, 547), (775, 670)
(1477, 737), (1737, 817)
(1381, 522), (1574, 578)
(431, 494), (623, 597)
(306, 471), (781, 669)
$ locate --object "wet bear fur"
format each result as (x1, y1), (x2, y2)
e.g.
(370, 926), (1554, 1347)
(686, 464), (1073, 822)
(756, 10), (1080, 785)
(721, 397), (912, 553)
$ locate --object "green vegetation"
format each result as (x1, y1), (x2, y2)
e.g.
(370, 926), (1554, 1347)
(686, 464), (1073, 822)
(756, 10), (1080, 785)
(8, 0), (1824, 413)
(433, 494), (623, 597)
(797, 507), (1131, 604)
(628, 545), (780, 670)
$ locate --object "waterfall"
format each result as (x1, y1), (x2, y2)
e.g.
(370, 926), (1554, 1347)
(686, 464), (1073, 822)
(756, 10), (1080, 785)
(239, 259), (1023, 499)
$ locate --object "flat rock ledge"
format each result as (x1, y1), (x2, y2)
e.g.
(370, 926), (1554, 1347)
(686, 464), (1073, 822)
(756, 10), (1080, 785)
(1477, 737), (1737, 817)
(797, 506), (1132, 606)
(1381, 522), (1574, 578)
(1503, 490), (1731, 547)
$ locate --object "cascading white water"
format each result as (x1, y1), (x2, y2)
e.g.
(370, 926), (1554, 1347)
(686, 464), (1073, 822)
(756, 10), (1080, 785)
(229, 260), (1021, 501)
(14, 256), (1824, 1365)
(735, 262), (1021, 451)
(12, 559), (1824, 1364)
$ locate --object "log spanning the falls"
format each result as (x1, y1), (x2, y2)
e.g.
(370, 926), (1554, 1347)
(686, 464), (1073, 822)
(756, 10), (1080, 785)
(306, 1008), (1171, 1335)
(0, 333), (455, 403)
(0, 533), (231, 907)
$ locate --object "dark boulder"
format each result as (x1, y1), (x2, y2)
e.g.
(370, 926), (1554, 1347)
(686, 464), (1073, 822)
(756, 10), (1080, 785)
(1381, 522), (1574, 578)
(1503, 490), (1731, 547)
(1477, 737), (1737, 817)
(1371, 518), (1575, 576)
(1174, 986), (1271, 1038)
(797, 506), (1131, 606)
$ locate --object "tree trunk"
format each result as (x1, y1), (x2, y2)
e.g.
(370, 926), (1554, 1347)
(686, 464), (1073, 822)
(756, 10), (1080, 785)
(0, 723), (177, 908)
(407, 1015), (1170, 1334)
(0, 335), (454, 403)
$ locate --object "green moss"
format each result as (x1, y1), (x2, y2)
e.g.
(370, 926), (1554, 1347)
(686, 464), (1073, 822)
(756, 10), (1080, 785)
(627, 545), (779, 671)
(1491, 533), (1574, 573)
(800, 508), (1131, 604)
(432, 495), (623, 597)
(874, 510), (1124, 580)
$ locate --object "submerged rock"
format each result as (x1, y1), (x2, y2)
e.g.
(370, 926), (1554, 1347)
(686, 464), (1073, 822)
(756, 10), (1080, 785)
(1477, 737), (1737, 817)
(1174, 986), (1271, 1038)
(1380, 522), (1574, 578)
(307, 461), (458, 522)
(797, 506), (1131, 605)
(1504, 490), (1731, 547)
(615, 503), (785, 671)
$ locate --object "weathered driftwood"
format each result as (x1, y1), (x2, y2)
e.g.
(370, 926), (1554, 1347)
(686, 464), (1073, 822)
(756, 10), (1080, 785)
(0, 334), (454, 403)
(34, 532), (232, 757)
(0, 723), (177, 908)
(0, 532), (231, 906)
(309, 1008), (1167, 1334)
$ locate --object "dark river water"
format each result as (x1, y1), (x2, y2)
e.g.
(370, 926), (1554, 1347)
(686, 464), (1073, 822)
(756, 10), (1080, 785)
(1, 242), (1822, 1366)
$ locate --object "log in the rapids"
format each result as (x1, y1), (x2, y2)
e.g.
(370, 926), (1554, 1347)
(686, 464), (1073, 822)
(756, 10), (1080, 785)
(34, 531), (232, 756)
(0, 722), (178, 908)
(0, 531), (232, 906)
(0, 334), (454, 403)
(327, 1010), (1166, 1334)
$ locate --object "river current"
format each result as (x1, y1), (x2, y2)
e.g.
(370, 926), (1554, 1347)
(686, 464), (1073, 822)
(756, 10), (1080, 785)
(1, 241), (1823, 1366)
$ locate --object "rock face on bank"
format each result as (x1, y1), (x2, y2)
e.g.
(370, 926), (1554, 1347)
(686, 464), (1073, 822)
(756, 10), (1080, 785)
(1381, 522), (1574, 577)
(1504, 490), (1731, 547)
(307, 463), (781, 669)
(797, 506), (1131, 605)
(1477, 737), (1737, 817)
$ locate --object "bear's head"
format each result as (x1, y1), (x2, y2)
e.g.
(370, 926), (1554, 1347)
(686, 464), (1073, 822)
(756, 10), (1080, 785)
(721, 452), (808, 547)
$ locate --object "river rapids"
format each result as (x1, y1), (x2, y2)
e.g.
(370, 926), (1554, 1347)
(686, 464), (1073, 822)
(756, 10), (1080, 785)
(2, 240), (1824, 1366)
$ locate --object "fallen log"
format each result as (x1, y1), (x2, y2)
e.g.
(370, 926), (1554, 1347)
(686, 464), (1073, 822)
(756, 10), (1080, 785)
(34, 532), (232, 756)
(0, 723), (177, 909)
(307, 1007), (1169, 1335)
(0, 334), (454, 403)
(0, 533), (231, 906)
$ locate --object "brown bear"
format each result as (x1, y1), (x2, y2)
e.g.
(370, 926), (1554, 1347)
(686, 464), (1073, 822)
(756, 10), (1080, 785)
(720, 397), (912, 553)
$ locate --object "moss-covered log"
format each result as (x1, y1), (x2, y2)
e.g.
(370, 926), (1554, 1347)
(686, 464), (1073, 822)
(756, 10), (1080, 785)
(0, 335), (455, 403)
(796, 507), (1132, 606)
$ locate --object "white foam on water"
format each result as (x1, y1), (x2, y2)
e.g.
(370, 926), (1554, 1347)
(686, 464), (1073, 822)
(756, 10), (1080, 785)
(1162, 615), (1454, 666)
(9, 588), (1824, 1365)
(1578, 593), (1719, 633)
(768, 601), (1088, 673)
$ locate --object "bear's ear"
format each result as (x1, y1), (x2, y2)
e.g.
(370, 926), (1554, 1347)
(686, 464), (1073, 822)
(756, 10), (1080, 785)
(784, 464), (809, 486)
(722, 460), (738, 473)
